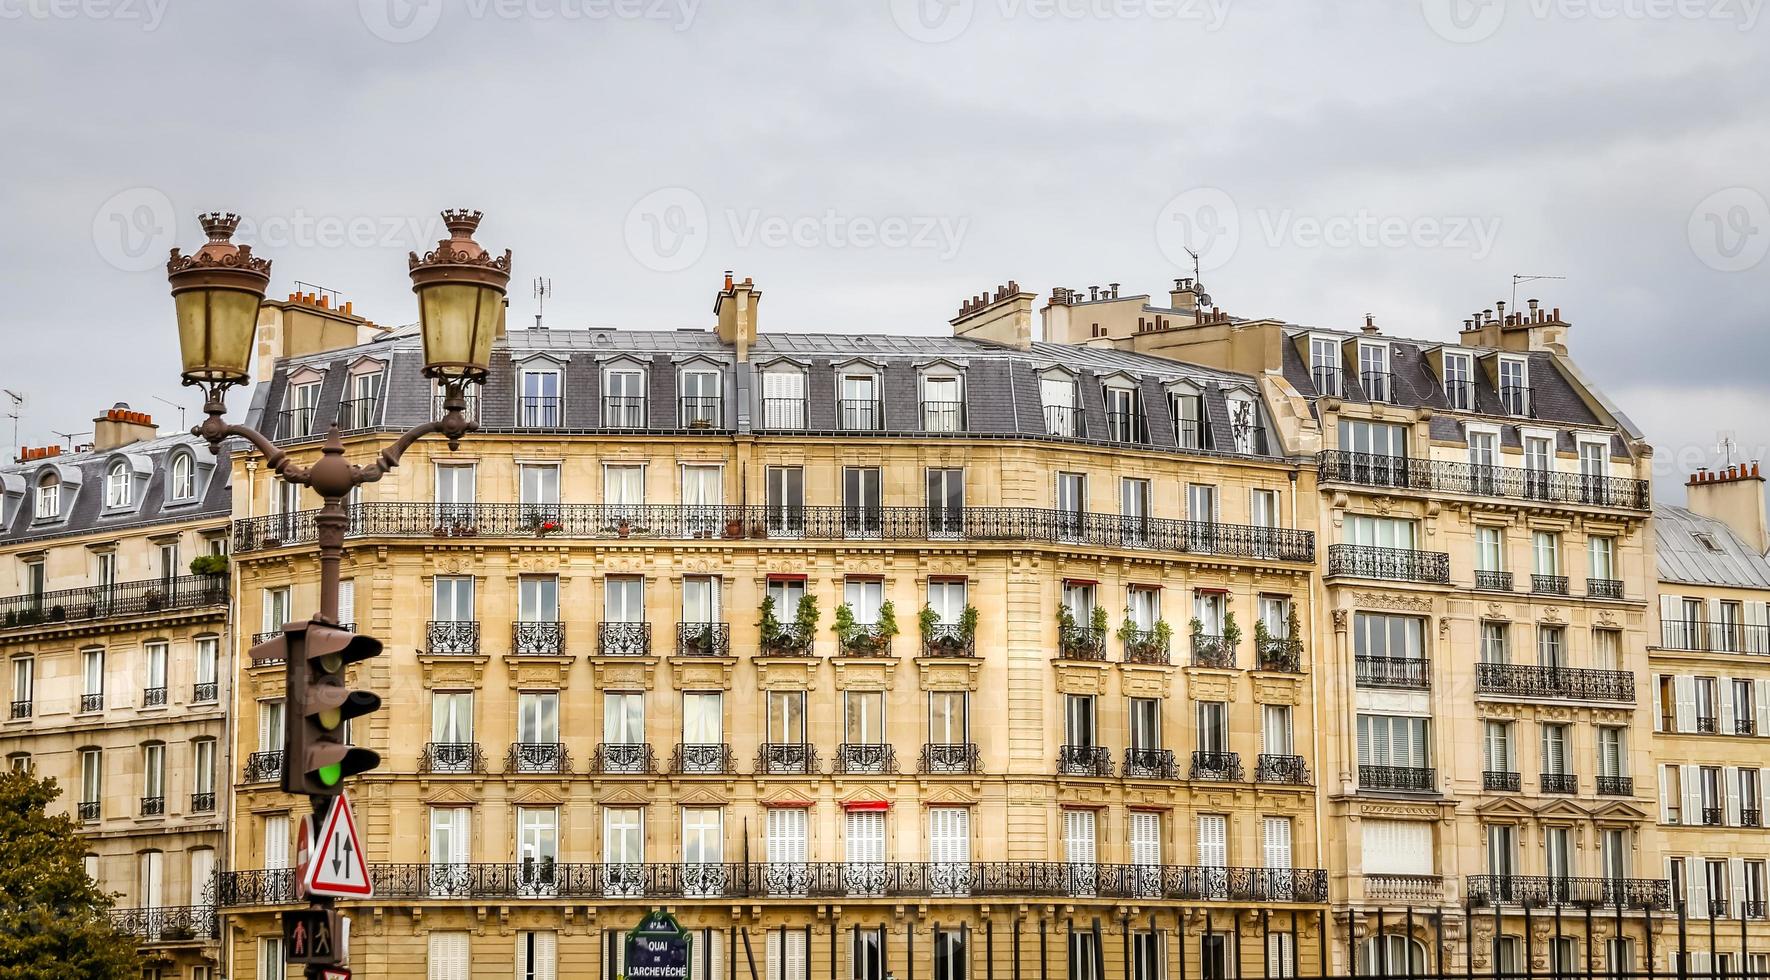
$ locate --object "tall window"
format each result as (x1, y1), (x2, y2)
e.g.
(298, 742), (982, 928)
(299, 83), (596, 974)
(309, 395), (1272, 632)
(603, 807), (643, 868)
(519, 576), (559, 623)
(921, 375), (963, 432)
(35, 473), (59, 518)
(843, 467), (882, 536)
(605, 576), (643, 623)
(1480, 622), (1509, 664)
(141, 742), (165, 806)
(1476, 526), (1505, 573)
(435, 463), (476, 525)
(1484, 721), (1514, 775)
(680, 369), (722, 427)
(518, 693), (559, 745)
(1064, 694), (1096, 748)
(767, 691), (805, 743)
(1499, 357), (1530, 415)
(1196, 701), (1228, 754)
(604, 368), (646, 427)
(839, 374), (880, 430)
(1041, 374), (1080, 436)
(1056, 472), (1086, 538)
(845, 691), (884, 744)
(929, 691), (967, 745)
(1309, 336), (1340, 395)
(843, 579), (884, 626)
(1250, 488), (1280, 528)
(1597, 727), (1626, 781)
(519, 463), (560, 509)
(10, 656), (32, 712)
(683, 576), (721, 624)
(762, 368), (805, 429)
(81, 648), (104, 707)
(193, 738), (216, 801)
(285, 380), (320, 437)
(169, 452), (195, 500)
(1443, 351), (1473, 409)
(766, 466), (804, 535)
(1589, 536), (1616, 582)
(345, 369), (382, 429)
(926, 468), (964, 537)
(80, 747), (102, 808)
(143, 641), (167, 701)
(604, 464), (645, 512)
(517, 931), (557, 980)
(1104, 385), (1141, 442)
(603, 692), (644, 745)
(105, 460), (131, 508)
(431, 692), (474, 744)
(683, 692), (723, 745)
(429, 931), (470, 980)
(1172, 389), (1206, 448)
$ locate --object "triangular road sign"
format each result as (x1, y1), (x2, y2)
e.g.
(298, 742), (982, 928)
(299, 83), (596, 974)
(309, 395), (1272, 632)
(304, 793), (373, 898)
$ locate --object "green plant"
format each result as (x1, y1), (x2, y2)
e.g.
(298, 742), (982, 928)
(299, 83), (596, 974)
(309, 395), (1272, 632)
(959, 604), (979, 640)
(1057, 604), (1077, 633)
(1222, 611), (1242, 650)
(1089, 605), (1108, 633)
(1152, 619), (1174, 649)
(918, 604), (940, 639)
(188, 554), (229, 577)
(1286, 606), (1304, 660)
(1253, 618), (1272, 649)
(1188, 616), (1205, 637)
(759, 594), (786, 648)
(833, 602), (857, 647)
(877, 600), (900, 639)
(1116, 614), (1140, 645)
(794, 593), (819, 637)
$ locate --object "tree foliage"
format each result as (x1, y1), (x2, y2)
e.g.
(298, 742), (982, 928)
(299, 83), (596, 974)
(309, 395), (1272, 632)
(0, 769), (140, 980)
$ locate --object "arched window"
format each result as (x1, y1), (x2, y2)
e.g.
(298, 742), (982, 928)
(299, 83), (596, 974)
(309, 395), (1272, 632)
(170, 452), (194, 500)
(105, 460), (130, 508)
(34, 472), (58, 518)
(1359, 935), (1428, 977)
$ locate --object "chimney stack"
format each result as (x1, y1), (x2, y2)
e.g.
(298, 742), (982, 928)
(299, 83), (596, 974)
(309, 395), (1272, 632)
(92, 403), (157, 452)
(714, 273), (762, 361)
(1362, 314), (1379, 335)
(1169, 278), (1199, 312)
(951, 280), (1036, 350)
(1687, 462), (1769, 555)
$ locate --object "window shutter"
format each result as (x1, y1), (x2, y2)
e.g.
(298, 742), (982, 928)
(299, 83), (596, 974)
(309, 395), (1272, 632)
(1758, 682), (1770, 739)
(1726, 768), (1743, 826)
(1064, 810), (1097, 865)
(1661, 595), (1683, 646)
(1688, 862), (1709, 918)
(1732, 859), (1748, 918)
(264, 815), (289, 870)
(1653, 677), (1665, 733)
(337, 579), (355, 627)
(1262, 817), (1292, 870)
(768, 808), (808, 864)
(1710, 600), (1729, 651)
(1747, 602), (1770, 655)
(1130, 812), (1160, 867)
(1721, 677), (1736, 733)
(429, 931), (469, 980)
(929, 808), (969, 865)
(1356, 717), (1371, 765)
(1660, 766), (1675, 825)
(1675, 676), (1697, 733)
(519, 932), (558, 980)
(1197, 815), (1227, 868)
(1682, 766), (1702, 826)
(766, 930), (782, 980)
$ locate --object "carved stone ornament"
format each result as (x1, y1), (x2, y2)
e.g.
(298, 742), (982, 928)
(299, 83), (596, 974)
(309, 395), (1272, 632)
(1352, 591), (1434, 613)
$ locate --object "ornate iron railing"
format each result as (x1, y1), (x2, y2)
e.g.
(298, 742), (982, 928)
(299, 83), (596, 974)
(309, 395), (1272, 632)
(1356, 655), (1429, 689)
(676, 622), (731, 657)
(1466, 874), (1669, 910)
(1588, 578), (1625, 599)
(420, 742), (485, 775)
(1317, 451), (1650, 510)
(1256, 754), (1311, 785)
(1484, 770), (1521, 792)
(1122, 630), (1170, 665)
(1191, 634), (1235, 668)
(142, 686), (166, 707)
(232, 503), (1315, 561)
(9, 699), (29, 719)
(140, 796), (164, 816)
(593, 743), (655, 775)
(1596, 775), (1633, 796)
(598, 622), (651, 657)
(921, 624), (974, 658)
(506, 742), (570, 774)
(192, 681), (217, 703)
(757, 742), (817, 775)
(1190, 750), (1243, 781)
(1743, 808), (1762, 828)
(1256, 638), (1301, 673)
(1124, 748), (1177, 779)
(1541, 772), (1578, 794)
(0, 574), (226, 631)
(1475, 570), (1513, 592)
(512, 621), (566, 656)
(1359, 765), (1435, 792)
(426, 621), (480, 655)
(836, 743), (897, 775)
(1057, 625), (1107, 661)
(77, 800), (100, 821)
(80, 693), (104, 713)
(919, 742), (980, 774)
(217, 862), (1328, 907)
(243, 751), (282, 783)
(1365, 874), (1443, 903)
(1532, 574), (1570, 596)
(1474, 663), (1634, 702)
(838, 625), (893, 658)
(190, 792), (215, 813)
(1043, 405), (1084, 438)
(671, 743), (734, 775)
(1328, 544), (1451, 584)
(107, 905), (218, 941)
(1057, 744), (1112, 777)
(1659, 620), (1770, 654)
(761, 623), (815, 657)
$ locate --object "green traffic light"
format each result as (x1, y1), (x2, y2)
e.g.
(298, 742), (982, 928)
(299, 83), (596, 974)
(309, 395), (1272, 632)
(319, 763), (342, 786)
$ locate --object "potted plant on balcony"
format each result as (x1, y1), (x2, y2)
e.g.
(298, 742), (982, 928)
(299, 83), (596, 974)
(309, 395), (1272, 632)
(760, 594), (817, 656)
(189, 553), (229, 577)
(1222, 611), (1242, 653)
(143, 588), (165, 611)
(683, 622), (719, 655)
(1117, 614), (1172, 662)
(723, 516), (745, 539)
(835, 599), (898, 656)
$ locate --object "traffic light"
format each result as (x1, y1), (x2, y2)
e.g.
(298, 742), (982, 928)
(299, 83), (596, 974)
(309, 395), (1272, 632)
(279, 620), (383, 796)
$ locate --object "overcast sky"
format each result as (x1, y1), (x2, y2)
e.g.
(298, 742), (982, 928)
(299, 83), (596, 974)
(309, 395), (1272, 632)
(2, 0), (1765, 499)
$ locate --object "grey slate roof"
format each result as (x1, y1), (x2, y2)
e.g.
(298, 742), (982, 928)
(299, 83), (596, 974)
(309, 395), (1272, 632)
(0, 432), (233, 545)
(1655, 504), (1770, 590)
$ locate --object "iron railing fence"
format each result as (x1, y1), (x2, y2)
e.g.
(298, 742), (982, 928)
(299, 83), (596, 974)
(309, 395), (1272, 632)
(1360, 764), (1436, 792)
(1256, 753), (1312, 785)
(1057, 745), (1113, 777)
(426, 621), (480, 655)
(677, 622), (732, 657)
(1328, 544), (1452, 584)
(1659, 620), (1770, 654)
(1474, 663), (1635, 702)
(598, 622), (651, 657)
(758, 398), (807, 430)
(243, 751), (282, 783)
(1318, 451), (1649, 510)
(1475, 570), (1514, 592)
(671, 743), (735, 775)
(1124, 748), (1178, 780)
(1190, 750), (1243, 781)
(835, 743), (898, 775)
(757, 742), (818, 775)
(233, 503), (1315, 561)
(506, 742), (570, 774)
(512, 621), (566, 656)
(1058, 626), (1108, 661)
(0, 574), (226, 630)
(106, 905), (218, 940)
(919, 742), (981, 775)
(922, 624), (974, 658)
(1122, 630), (1171, 665)
(1356, 655), (1430, 689)
(419, 742), (485, 775)
(1465, 874), (1669, 910)
(592, 743), (655, 775)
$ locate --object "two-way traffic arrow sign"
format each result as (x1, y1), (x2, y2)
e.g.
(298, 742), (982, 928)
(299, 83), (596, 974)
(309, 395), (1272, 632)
(303, 791), (373, 899)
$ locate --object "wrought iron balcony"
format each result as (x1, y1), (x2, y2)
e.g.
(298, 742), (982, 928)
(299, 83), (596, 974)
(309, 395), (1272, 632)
(1366, 874), (1443, 904)
(1597, 775), (1633, 796)
(1255, 638), (1301, 673)
(1532, 574), (1570, 596)
(1057, 744), (1112, 777)
(1124, 748), (1178, 779)
(243, 751), (282, 783)
(1356, 654), (1429, 689)
(1191, 634), (1235, 668)
(838, 398), (885, 431)
(140, 796), (164, 816)
(192, 682), (217, 703)
(919, 742), (980, 774)
(420, 742), (485, 775)
(1190, 750), (1242, 781)
(677, 622), (731, 657)
(1058, 625), (1107, 661)
(679, 396), (724, 429)
(757, 742), (818, 775)
(217, 861), (1329, 907)
(1359, 369), (1396, 404)
(336, 396), (382, 431)
(1739, 717), (1758, 735)
(107, 905), (218, 941)
(1702, 806), (1724, 826)
(1743, 808), (1763, 828)
(1359, 764), (1435, 792)
(602, 395), (648, 428)
(593, 742), (655, 775)
(8, 699), (29, 719)
(1317, 451), (1649, 510)
(1311, 365), (1342, 397)
(671, 742), (734, 775)
(1474, 663), (1634, 702)
(0, 574), (226, 633)
(80, 693), (104, 713)
(922, 624), (974, 658)
(1122, 630), (1170, 665)
(921, 401), (966, 433)
(761, 623), (815, 657)
(426, 621), (480, 655)
(431, 392), (482, 424)
(1696, 715), (1718, 733)
(1255, 754), (1311, 785)
(838, 624), (893, 658)
(190, 792), (215, 813)
(142, 686), (166, 707)
(1588, 578), (1624, 599)
(277, 405), (316, 439)
(507, 742), (571, 775)
(1539, 772), (1577, 794)
(1659, 619), (1770, 653)
(758, 397), (807, 431)
(1043, 405), (1084, 438)
(77, 800), (100, 821)
(1105, 411), (1148, 444)
(598, 622), (651, 657)
(1466, 874), (1670, 910)
(1328, 544), (1451, 584)
(1484, 770), (1521, 792)
(1499, 384), (1536, 419)
(1475, 570), (1513, 592)
(233, 502), (1317, 562)
(836, 743), (897, 775)
(513, 621), (566, 656)
(1748, 900), (1769, 920)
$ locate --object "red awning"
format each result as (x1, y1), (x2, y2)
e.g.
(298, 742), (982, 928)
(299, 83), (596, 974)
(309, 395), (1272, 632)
(842, 800), (890, 812)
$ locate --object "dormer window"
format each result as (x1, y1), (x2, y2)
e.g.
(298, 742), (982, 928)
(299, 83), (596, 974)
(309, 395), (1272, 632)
(1039, 373), (1080, 437)
(169, 452), (195, 501)
(1170, 388), (1209, 450)
(839, 373), (882, 432)
(104, 460), (131, 509)
(1309, 337), (1340, 396)
(1499, 358), (1531, 417)
(1358, 343), (1391, 403)
(283, 381), (320, 438)
(760, 366), (806, 429)
(921, 373), (963, 433)
(1223, 392), (1265, 454)
(34, 473), (58, 519)
(679, 368), (722, 428)
(1103, 384), (1144, 443)
(519, 367), (561, 427)
(603, 367), (647, 428)
(342, 369), (383, 430)
(1443, 351), (1474, 410)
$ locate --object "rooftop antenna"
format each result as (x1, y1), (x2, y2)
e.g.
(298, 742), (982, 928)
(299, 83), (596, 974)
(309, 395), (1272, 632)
(1511, 274), (1565, 311)
(1183, 248), (1212, 313)
(1, 389), (23, 452)
(1718, 431), (1740, 467)
(533, 277), (552, 328)
(51, 429), (90, 452)
(152, 395), (188, 432)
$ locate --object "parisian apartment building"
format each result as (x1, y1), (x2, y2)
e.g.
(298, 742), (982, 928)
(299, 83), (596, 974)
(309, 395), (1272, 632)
(0, 269), (1761, 980)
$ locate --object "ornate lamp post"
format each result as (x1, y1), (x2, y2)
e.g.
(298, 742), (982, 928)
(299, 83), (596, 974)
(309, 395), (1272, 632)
(168, 209), (511, 623)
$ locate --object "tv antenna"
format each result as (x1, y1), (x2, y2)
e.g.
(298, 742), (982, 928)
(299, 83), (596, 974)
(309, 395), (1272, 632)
(1, 389), (23, 451)
(51, 429), (90, 452)
(152, 395), (188, 432)
(1183, 248), (1212, 312)
(533, 277), (552, 328)
(1511, 274), (1565, 310)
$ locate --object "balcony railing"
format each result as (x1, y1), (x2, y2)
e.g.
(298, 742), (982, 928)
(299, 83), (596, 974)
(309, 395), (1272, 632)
(192, 682), (217, 703)
(759, 398), (806, 431)
(140, 795), (164, 816)
(1744, 808), (1764, 828)
(921, 401), (966, 433)
(1484, 770), (1521, 792)
(838, 624), (892, 658)
(1355, 655), (1429, 689)
(278, 405), (316, 439)
(598, 622), (651, 657)
(1043, 405), (1084, 438)
(1255, 638), (1301, 673)
(1702, 806), (1724, 826)
(1499, 384), (1536, 419)
(835, 743), (897, 775)
(1057, 744), (1112, 777)
(336, 397), (382, 431)
(679, 396), (724, 429)
(507, 742), (570, 774)
(1660, 620), (1770, 654)
(1588, 578), (1625, 600)
(511, 621), (566, 656)
(921, 624), (974, 658)
(432, 392), (482, 423)
(1105, 411), (1148, 444)
(1740, 717), (1758, 736)
(1311, 365), (1342, 397)
(1474, 663), (1634, 702)
(243, 751), (282, 783)
(1122, 630), (1170, 665)
(1124, 748), (1177, 779)
(1255, 753), (1311, 785)
(217, 861), (1328, 907)
(1466, 874), (1670, 910)
(1597, 775), (1633, 796)
(1366, 874), (1443, 904)
(1190, 750), (1242, 781)
(920, 742), (980, 775)
(838, 399), (885, 431)
(1058, 625), (1107, 661)
(233, 502), (1318, 562)
(1359, 370), (1395, 404)
(676, 622), (731, 657)
(1328, 544), (1451, 584)
(1532, 574), (1570, 596)
(0, 574), (226, 631)
(757, 742), (817, 775)
(1317, 451), (1650, 511)
(762, 623), (815, 657)
(80, 692), (104, 713)
(1359, 764), (1435, 792)
(427, 621), (480, 655)
(420, 742), (485, 775)
(593, 743), (655, 775)
(602, 396), (648, 428)
(77, 800), (100, 821)
(190, 791), (215, 813)
(1541, 772), (1578, 794)
(142, 686), (167, 708)
(1475, 570), (1513, 592)
(107, 905), (217, 941)
(671, 743), (734, 775)
(1191, 634), (1235, 669)
(9, 699), (29, 719)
